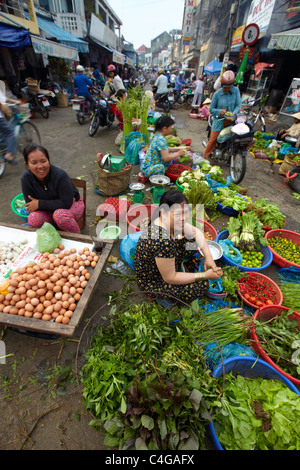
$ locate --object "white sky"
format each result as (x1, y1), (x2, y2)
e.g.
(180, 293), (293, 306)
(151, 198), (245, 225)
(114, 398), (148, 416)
(108, 0), (186, 49)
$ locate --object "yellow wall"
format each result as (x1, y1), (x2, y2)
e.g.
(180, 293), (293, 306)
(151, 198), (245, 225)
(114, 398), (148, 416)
(2, 0), (39, 35)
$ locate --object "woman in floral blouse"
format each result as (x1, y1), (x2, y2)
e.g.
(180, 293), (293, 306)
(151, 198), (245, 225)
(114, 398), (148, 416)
(141, 115), (186, 177)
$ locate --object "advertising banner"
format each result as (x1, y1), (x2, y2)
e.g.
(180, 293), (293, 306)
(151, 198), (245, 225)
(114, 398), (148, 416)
(246, 0), (276, 34)
(182, 0), (194, 44)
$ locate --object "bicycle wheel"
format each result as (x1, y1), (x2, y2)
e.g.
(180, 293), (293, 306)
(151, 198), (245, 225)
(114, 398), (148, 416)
(17, 121), (41, 152)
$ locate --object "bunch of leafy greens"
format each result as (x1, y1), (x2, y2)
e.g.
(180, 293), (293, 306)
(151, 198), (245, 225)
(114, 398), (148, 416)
(243, 198), (285, 229)
(220, 265), (244, 300)
(226, 213), (268, 251)
(80, 302), (219, 450)
(253, 309), (300, 378)
(216, 187), (251, 211)
(213, 372), (300, 450)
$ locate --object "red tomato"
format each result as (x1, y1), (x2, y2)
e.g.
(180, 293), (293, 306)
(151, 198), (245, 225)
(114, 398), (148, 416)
(249, 296), (257, 304)
(244, 294), (250, 300)
(266, 299), (274, 305)
(256, 300), (263, 307)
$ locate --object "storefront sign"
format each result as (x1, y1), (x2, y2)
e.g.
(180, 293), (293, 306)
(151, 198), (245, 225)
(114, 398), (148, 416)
(232, 25), (245, 46)
(182, 0), (194, 44)
(112, 50), (125, 65)
(31, 36), (79, 61)
(239, 46), (254, 60)
(247, 0), (276, 34)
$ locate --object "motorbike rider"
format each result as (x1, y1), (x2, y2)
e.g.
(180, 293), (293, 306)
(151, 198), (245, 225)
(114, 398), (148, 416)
(174, 71), (188, 102)
(122, 68), (130, 89)
(107, 64), (125, 93)
(153, 68), (169, 103)
(92, 65), (105, 89)
(203, 70), (241, 159)
(74, 65), (95, 112)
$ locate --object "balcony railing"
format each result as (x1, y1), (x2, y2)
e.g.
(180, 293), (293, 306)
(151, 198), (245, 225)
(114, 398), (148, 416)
(54, 12), (87, 38)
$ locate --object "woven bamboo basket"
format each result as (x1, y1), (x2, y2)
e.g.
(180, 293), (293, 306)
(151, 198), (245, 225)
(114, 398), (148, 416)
(97, 162), (132, 196)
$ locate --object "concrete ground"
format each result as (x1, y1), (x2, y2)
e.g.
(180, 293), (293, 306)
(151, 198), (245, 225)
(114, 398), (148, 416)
(0, 102), (299, 451)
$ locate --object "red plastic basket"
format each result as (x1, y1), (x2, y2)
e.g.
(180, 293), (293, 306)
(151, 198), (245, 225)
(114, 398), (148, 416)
(250, 305), (300, 385)
(237, 271), (283, 309)
(181, 138), (192, 146)
(265, 229), (300, 268)
(196, 218), (218, 241)
(126, 204), (158, 232)
(165, 164), (192, 182)
(97, 197), (131, 221)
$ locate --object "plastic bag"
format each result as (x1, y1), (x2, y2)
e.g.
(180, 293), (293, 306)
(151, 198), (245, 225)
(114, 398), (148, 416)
(277, 143), (298, 159)
(219, 239), (243, 264)
(205, 174), (231, 192)
(203, 341), (258, 370)
(124, 132), (146, 165)
(36, 222), (62, 254)
(119, 231), (143, 271)
(277, 266), (300, 284)
(217, 127), (231, 143)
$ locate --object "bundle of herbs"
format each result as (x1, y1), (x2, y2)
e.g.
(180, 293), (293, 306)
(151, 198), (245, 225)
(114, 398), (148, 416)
(183, 180), (217, 221)
(179, 299), (251, 348)
(212, 372), (300, 450)
(243, 198), (285, 230)
(80, 301), (219, 450)
(253, 308), (300, 378)
(280, 282), (300, 313)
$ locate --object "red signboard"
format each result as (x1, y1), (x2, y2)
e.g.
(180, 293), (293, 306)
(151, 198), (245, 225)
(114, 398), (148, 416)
(239, 46), (255, 60)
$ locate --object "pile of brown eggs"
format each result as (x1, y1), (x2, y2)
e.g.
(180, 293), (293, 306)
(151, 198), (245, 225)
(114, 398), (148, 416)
(0, 244), (99, 324)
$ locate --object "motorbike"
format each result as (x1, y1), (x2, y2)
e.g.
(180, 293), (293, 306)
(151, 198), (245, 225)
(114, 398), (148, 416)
(70, 86), (97, 125)
(22, 88), (50, 119)
(202, 114), (255, 184)
(88, 95), (115, 137)
(152, 85), (172, 113)
(242, 94), (267, 132)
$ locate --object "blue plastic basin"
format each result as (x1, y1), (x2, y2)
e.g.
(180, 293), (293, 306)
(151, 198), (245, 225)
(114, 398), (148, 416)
(209, 356), (300, 450)
(216, 230), (273, 272)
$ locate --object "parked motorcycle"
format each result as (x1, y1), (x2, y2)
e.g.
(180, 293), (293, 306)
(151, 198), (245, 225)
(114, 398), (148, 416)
(202, 114), (255, 184)
(242, 94), (267, 132)
(88, 95), (115, 137)
(22, 88), (50, 119)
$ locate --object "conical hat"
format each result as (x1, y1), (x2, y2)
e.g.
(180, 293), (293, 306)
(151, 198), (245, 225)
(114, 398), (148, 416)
(292, 112), (300, 120)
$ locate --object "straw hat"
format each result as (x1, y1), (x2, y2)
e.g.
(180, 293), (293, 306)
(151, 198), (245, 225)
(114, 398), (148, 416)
(292, 112), (300, 121)
(145, 90), (153, 99)
(203, 98), (211, 105)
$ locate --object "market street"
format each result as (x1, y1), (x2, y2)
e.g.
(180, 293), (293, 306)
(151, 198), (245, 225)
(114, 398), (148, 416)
(0, 103), (299, 450)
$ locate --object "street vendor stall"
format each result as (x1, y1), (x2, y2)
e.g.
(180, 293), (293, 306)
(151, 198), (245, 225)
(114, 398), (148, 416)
(0, 224), (113, 337)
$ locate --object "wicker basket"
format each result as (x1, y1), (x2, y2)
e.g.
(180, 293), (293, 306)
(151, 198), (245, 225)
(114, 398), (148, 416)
(97, 162), (132, 196)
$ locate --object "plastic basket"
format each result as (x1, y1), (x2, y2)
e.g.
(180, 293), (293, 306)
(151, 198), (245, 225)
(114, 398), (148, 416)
(11, 193), (28, 221)
(195, 218), (218, 241)
(181, 138), (192, 146)
(237, 271), (283, 309)
(165, 164), (193, 183)
(216, 193), (246, 216)
(216, 230), (273, 272)
(208, 356), (300, 450)
(265, 229), (300, 268)
(250, 305), (300, 385)
(126, 204), (158, 232)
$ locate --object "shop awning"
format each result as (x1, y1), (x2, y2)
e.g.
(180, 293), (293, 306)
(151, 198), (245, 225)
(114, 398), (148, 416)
(25, 14), (89, 53)
(268, 27), (300, 51)
(88, 35), (112, 53)
(31, 35), (79, 61)
(0, 22), (31, 48)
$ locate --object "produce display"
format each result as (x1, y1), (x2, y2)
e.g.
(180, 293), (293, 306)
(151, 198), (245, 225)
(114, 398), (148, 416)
(0, 245), (99, 324)
(239, 250), (264, 268)
(212, 373), (300, 450)
(216, 187), (251, 211)
(183, 178), (217, 221)
(253, 309), (300, 379)
(280, 283), (300, 313)
(243, 198), (285, 230)
(267, 236), (300, 264)
(238, 273), (278, 307)
(251, 131), (277, 161)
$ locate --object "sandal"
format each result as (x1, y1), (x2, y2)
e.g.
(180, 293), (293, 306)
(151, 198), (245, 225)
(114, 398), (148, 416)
(4, 156), (19, 165)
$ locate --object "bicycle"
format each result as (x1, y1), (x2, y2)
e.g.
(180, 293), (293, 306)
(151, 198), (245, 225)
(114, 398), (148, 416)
(0, 104), (41, 178)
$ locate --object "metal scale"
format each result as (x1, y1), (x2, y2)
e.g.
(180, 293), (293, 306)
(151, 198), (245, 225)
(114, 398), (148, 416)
(148, 174), (171, 204)
(129, 182), (145, 204)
